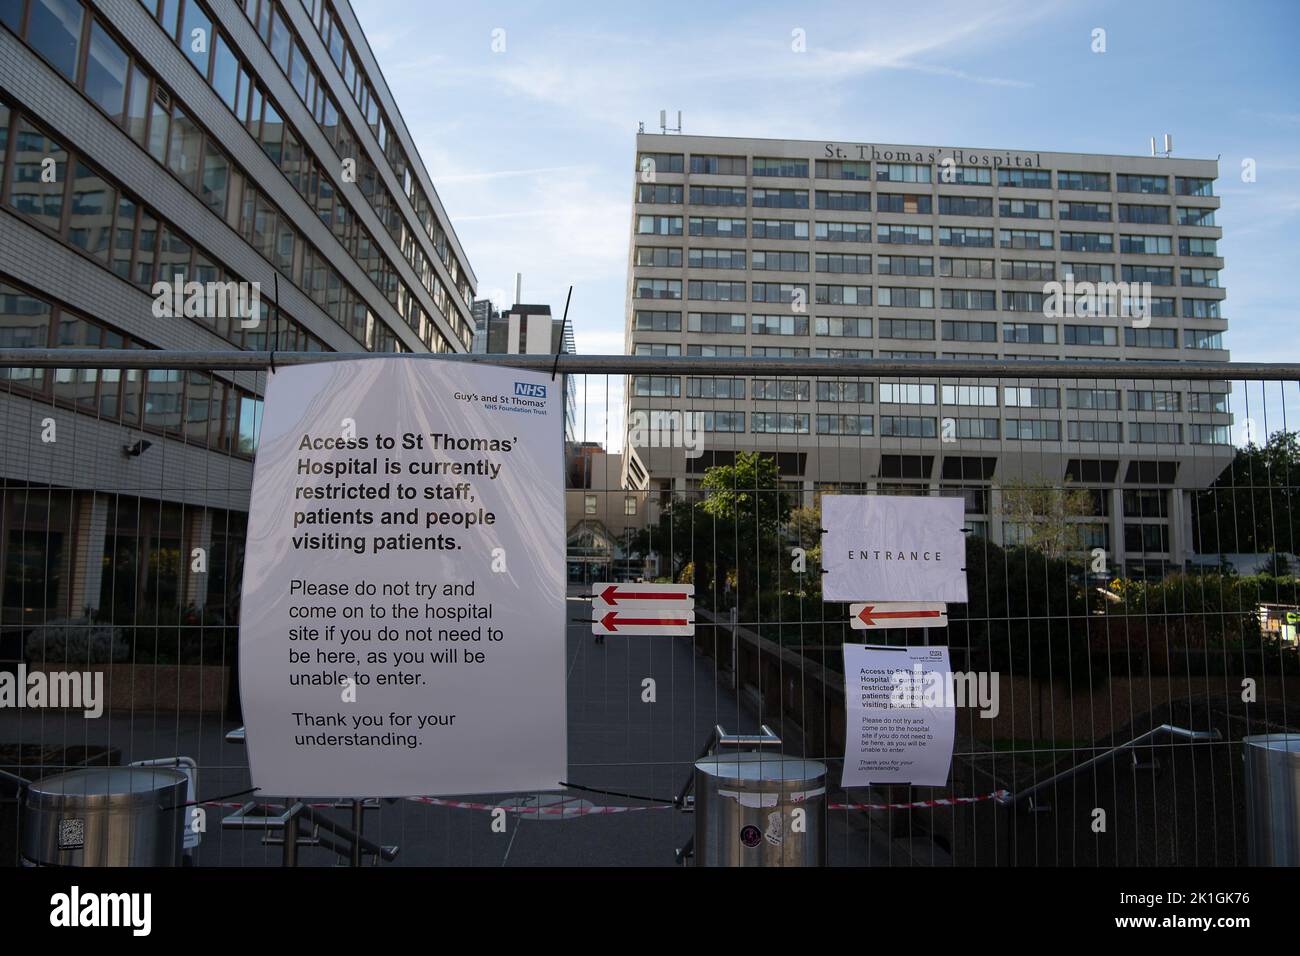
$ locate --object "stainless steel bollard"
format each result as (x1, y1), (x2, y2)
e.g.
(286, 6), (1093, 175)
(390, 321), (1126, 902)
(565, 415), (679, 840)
(1243, 733), (1300, 866)
(21, 767), (188, 867)
(694, 752), (827, 866)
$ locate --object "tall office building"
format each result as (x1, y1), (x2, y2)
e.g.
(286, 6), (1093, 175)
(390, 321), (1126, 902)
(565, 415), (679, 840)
(623, 133), (1231, 577)
(0, 0), (476, 626)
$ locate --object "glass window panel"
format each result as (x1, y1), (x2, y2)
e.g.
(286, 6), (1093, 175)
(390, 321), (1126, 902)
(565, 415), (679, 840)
(166, 104), (202, 188)
(84, 20), (129, 122)
(67, 160), (114, 261)
(180, 0), (211, 75)
(26, 0), (84, 80)
(147, 91), (170, 163)
(109, 195), (135, 280)
(124, 67), (150, 145)
(133, 208), (158, 287)
(200, 142), (229, 215)
(9, 119), (67, 233)
(155, 224), (191, 285)
(0, 282), (53, 388)
(212, 33), (240, 110)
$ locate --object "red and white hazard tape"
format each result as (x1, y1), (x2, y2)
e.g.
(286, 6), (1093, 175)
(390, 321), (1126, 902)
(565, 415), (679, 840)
(202, 788), (1010, 816)
(406, 795), (669, 816)
(829, 789), (1009, 811)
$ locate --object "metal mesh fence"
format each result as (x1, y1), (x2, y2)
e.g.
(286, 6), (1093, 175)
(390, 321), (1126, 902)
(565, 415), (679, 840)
(1, 349), (1297, 866)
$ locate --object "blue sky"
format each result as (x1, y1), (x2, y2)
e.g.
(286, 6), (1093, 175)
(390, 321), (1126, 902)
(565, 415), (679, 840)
(352, 0), (1299, 439)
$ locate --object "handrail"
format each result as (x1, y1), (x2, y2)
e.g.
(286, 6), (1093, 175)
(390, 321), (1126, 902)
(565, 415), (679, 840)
(222, 799), (398, 865)
(0, 348), (1290, 381)
(1002, 723), (1221, 809)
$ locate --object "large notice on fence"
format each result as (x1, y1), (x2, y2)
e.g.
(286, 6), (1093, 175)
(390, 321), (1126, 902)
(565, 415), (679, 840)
(841, 643), (955, 787)
(238, 358), (566, 798)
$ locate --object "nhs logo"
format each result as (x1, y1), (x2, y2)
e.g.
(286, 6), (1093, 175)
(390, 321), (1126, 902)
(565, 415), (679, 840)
(514, 382), (547, 398)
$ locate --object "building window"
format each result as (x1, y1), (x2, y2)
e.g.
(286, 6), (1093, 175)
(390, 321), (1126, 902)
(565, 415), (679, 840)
(624, 496), (637, 516)
(753, 157), (808, 177)
(1116, 174), (1168, 194)
(877, 163), (931, 183)
(1057, 170), (1110, 191)
(998, 169), (1051, 188)
(585, 494), (597, 515)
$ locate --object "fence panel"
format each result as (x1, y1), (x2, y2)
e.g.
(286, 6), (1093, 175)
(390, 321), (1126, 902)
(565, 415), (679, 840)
(1, 350), (1297, 866)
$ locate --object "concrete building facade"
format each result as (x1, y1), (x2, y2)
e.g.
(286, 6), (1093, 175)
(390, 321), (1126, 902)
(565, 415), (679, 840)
(0, 0), (477, 629)
(623, 133), (1232, 578)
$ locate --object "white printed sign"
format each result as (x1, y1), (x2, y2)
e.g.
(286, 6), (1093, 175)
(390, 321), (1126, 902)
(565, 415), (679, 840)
(822, 496), (967, 602)
(591, 582), (694, 635)
(239, 359), (567, 798)
(850, 602), (948, 630)
(841, 643), (955, 787)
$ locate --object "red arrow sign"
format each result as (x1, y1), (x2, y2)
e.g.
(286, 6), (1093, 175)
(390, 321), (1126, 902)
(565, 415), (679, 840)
(600, 585), (691, 605)
(857, 605), (943, 627)
(600, 611), (691, 632)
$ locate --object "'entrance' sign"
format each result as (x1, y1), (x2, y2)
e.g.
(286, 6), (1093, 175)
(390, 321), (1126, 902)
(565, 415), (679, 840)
(821, 496), (967, 603)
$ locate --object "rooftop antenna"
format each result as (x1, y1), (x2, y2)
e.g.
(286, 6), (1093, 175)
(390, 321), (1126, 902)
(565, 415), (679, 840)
(1151, 134), (1173, 158)
(514, 272), (521, 307)
(659, 109), (682, 135)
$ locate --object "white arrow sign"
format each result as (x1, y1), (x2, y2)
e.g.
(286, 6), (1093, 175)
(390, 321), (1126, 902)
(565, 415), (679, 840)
(850, 602), (948, 630)
(592, 609), (695, 636)
(591, 582), (695, 612)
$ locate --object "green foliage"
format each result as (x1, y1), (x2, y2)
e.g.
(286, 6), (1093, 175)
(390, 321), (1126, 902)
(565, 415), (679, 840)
(1194, 430), (1300, 554)
(997, 476), (1096, 559)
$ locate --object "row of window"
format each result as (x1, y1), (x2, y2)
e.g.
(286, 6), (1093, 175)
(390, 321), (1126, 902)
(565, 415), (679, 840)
(640, 187), (1216, 229)
(132, 0), (466, 350)
(638, 253), (1220, 284)
(634, 320), (1225, 346)
(637, 250), (1225, 299)
(2, 0), (420, 351)
(243, 0), (472, 308)
(229, 0), (473, 343)
(638, 218), (1219, 260)
(633, 342), (1233, 364)
(633, 274), (1223, 307)
(629, 378), (1229, 414)
(0, 277), (264, 456)
(637, 154), (1215, 195)
(0, 102), (335, 351)
(620, 409), (1227, 444)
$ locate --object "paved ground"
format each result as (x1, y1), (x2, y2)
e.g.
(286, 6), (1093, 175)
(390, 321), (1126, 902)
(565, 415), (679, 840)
(2, 596), (887, 866)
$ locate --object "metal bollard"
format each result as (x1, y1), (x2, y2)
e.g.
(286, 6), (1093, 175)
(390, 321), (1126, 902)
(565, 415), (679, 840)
(692, 726), (826, 867)
(1243, 733), (1300, 866)
(21, 767), (188, 867)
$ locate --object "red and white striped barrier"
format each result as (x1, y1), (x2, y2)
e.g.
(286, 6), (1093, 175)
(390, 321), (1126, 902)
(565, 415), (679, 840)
(829, 789), (1010, 811)
(204, 788), (1011, 816)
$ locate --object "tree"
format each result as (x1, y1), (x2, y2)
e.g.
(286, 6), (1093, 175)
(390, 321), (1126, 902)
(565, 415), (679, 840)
(998, 477), (1095, 559)
(698, 452), (793, 606)
(1193, 431), (1300, 555)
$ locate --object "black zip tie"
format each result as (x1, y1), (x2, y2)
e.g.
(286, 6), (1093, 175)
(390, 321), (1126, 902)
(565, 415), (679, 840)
(558, 781), (674, 805)
(163, 785), (260, 812)
(551, 286), (573, 382)
(270, 271), (281, 374)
